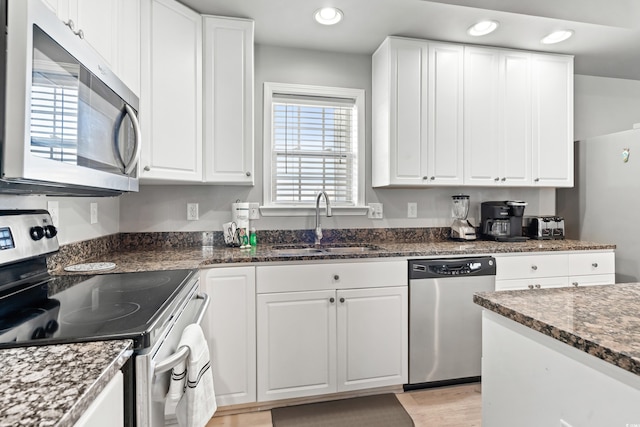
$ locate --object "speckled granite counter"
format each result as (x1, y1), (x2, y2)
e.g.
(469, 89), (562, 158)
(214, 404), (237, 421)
(0, 340), (132, 427)
(474, 284), (640, 376)
(52, 239), (615, 274)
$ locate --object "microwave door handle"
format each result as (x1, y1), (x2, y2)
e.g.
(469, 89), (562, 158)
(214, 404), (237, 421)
(122, 103), (142, 176)
(152, 293), (210, 375)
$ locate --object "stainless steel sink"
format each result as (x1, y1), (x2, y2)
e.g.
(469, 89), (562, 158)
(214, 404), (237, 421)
(323, 246), (377, 254)
(270, 244), (380, 255)
(271, 247), (326, 255)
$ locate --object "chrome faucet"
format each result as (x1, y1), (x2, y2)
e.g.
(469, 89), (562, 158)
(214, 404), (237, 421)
(315, 191), (332, 245)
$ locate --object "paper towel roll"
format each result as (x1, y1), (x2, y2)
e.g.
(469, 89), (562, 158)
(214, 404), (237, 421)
(232, 203), (250, 246)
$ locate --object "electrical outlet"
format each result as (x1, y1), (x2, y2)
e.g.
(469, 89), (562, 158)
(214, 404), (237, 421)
(368, 203), (383, 219)
(47, 201), (59, 227)
(90, 202), (98, 224)
(249, 203), (260, 220)
(408, 202), (417, 218)
(560, 420), (573, 427)
(187, 203), (199, 221)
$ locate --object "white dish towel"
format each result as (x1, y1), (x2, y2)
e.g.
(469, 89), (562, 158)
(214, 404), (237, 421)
(167, 324), (217, 427)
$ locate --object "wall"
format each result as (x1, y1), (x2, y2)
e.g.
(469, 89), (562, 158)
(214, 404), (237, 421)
(0, 195), (119, 245)
(574, 75), (640, 140)
(120, 44), (555, 233)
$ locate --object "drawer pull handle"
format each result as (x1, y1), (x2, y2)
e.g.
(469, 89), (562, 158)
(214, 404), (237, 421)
(340, 298), (345, 303)
(592, 263), (598, 268)
(531, 265), (538, 271)
(572, 282), (579, 287)
(534, 284), (541, 289)
(528, 285), (534, 289)
(329, 297), (335, 303)
(334, 275), (340, 281)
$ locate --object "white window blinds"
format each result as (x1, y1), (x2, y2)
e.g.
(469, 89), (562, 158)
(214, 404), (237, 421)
(271, 93), (358, 206)
(30, 72), (79, 164)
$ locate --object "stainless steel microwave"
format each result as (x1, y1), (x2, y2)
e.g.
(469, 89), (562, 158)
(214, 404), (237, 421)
(0, 0), (140, 196)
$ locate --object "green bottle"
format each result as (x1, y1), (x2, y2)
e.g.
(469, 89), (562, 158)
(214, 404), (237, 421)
(249, 228), (257, 246)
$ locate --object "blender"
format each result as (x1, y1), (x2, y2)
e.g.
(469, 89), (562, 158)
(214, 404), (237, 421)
(450, 195), (477, 241)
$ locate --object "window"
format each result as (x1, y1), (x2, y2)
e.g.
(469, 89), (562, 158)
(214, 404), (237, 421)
(263, 82), (366, 215)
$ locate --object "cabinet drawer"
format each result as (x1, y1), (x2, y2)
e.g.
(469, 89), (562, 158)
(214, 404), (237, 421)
(568, 252), (615, 276)
(568, 274), (615, 287)
(257, 260), (406, 293)
(496, 276), (569, 291)
(495, 254), (568, 280)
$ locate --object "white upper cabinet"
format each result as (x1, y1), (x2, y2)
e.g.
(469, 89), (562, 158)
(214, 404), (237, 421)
(532, 53), (574, 187)
(139, 1), (255, 184)
(464, 47), (532, 186)
(372, 37), (463, 187)
(139, 0), (203, 182)
(373, 36), (574, 189)
(203, 16), (255, 185)
(41, 0), (140, 97)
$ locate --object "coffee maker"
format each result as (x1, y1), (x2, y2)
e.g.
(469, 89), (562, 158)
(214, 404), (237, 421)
(480, 201), (528, 242)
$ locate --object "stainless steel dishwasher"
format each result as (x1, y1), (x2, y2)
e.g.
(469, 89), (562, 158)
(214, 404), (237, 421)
(406, 256), (496, 389)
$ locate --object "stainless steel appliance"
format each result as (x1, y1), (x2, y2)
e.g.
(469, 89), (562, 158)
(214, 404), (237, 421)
(450, 194), (476, 241)
(480, 201), (528, 242)
(0, 0), (140, 196)
(557, 127), (640, 282)
(524, 216), (565, 240)
(0, 210), (209, 426)
(407, 257), (495, 388)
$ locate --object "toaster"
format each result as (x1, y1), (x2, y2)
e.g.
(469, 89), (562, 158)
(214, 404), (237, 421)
(524, 216), (565, 240)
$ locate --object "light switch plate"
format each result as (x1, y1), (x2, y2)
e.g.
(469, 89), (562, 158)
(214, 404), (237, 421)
(407, 202), (417, 218)
(187, 203), (199, 221)
(90, 202), (98, 224)
(368, 203), (383, 219)
(249, 203), (260, 220)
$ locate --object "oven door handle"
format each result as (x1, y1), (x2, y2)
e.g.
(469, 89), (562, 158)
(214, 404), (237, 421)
(153, 292), (210, 375)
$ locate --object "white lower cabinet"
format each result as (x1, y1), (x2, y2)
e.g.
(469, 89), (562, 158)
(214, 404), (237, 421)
(256, 260), (408, 402)
(201, 266), (256, 406)
(74, 371), (123, 427)
(495, 251), (615, 291)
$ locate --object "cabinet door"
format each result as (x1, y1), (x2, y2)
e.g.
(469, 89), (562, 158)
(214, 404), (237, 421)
(70, 0), (118, 70)
(74, 372), (123, 427)
(500, 51), (532, 185)
(427, 42), (464, 185)
(116, 0), (141, 97)
(140, 0), (203, 182)
(336, 287), (408, 392)
(257, 290), (337, 401)
(532, 54), (574, 187)
(389, 38), (429, 186)
(203, 17), (254, 184)
(464, 46), (500, 185)
(201, 267), (256, 406)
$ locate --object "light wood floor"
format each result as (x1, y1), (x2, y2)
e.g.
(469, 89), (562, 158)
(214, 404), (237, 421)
(207, 383), (482, 427)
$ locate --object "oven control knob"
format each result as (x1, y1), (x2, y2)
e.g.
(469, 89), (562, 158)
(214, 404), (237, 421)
(44, 225), (58, 239)
(45, 320), (59, 334)
(30, 226), (45, 241)
(31, 327), (45, 339)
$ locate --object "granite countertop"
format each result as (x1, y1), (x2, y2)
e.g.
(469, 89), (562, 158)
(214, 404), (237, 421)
(0, 340), (132, 427)
(474, 284), (640, 376)
(54, 239), (615, 274)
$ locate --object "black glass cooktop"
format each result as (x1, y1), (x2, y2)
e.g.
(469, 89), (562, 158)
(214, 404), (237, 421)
(0, 269), (198, 350)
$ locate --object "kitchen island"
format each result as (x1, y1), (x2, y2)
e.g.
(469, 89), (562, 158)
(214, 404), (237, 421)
(474, 284), (640, 427)
(0, 340), (132, 427)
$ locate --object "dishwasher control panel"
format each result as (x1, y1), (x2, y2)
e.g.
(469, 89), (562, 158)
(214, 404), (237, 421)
(409, 257), (496, 279)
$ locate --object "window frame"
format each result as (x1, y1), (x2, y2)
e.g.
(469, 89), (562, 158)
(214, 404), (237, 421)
(261, 82), (367, 217)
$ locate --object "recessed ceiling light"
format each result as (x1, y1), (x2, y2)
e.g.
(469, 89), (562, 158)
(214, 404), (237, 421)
(467, 20), (499, 36)
(541, 30), (574, 44)
(314, 7), (343, 25)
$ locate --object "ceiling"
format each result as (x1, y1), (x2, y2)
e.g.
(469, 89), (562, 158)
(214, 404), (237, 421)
(178, 0), (640, 80)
